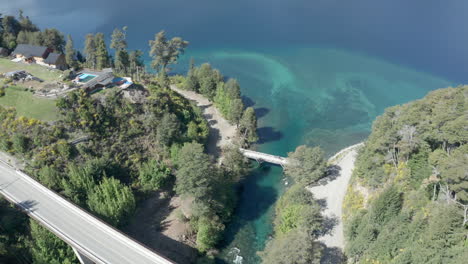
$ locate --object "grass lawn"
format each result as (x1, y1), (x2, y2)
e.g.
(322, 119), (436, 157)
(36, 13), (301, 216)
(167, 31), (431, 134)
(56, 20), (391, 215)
(0, 58), (62, 82)
(0, 86), (59, 121)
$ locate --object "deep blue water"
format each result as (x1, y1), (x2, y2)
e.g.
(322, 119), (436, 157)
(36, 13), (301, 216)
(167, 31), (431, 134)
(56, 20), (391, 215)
(3, 1), (464, 263)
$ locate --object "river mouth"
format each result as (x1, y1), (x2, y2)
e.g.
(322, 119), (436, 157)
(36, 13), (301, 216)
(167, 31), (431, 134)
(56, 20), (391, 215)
(217, 164), (284, 263)
(185, 47), (452, 264)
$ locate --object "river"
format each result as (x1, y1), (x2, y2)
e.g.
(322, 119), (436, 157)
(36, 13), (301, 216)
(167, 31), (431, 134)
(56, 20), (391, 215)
(2, 0), (464, 263)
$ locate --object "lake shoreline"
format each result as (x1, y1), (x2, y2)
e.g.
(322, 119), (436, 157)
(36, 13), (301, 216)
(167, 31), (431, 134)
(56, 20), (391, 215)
(169, 85), (237, 160)
(308, 142), (364, 262)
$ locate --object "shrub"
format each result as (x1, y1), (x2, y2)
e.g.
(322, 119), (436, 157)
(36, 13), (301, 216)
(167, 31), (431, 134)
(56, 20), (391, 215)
(138, 160), (172, 191)
(368, 185), (402, 225)
(196, 217), (224, 252)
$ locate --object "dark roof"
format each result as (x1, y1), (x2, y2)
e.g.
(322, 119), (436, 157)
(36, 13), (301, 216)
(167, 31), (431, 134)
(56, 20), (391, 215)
(12, 44), (48, 58)
(44, 53), (63, 64)
(81, 70), (115, 89)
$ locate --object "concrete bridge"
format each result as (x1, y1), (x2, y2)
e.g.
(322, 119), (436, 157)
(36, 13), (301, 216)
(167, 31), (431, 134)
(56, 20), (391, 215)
(239, 148), (288, 166)
(0, 159), (173, 264)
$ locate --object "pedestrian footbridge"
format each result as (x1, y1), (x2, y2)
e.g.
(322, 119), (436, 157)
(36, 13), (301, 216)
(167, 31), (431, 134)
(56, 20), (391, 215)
(239, 148), (288, 166)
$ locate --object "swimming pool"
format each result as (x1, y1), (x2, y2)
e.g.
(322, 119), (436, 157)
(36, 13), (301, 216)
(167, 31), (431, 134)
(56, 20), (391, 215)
(78, 73), (97, 83)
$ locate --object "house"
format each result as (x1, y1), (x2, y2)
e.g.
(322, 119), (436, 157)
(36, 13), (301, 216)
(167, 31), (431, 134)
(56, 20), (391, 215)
(11, 44), (51, 63)
(41, 53), (68, 70)
(75, 68), (115, 92)
(0, 47), (9, 57)
(11, 44), (68, 70)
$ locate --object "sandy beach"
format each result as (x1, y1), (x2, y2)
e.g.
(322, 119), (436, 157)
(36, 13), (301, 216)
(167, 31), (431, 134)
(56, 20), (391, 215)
(307, 143), (363, 257)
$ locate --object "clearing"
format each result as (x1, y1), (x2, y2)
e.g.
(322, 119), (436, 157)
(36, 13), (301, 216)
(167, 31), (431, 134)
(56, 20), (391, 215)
(0, 58), (62, 82)
(0, 85), (59, 121)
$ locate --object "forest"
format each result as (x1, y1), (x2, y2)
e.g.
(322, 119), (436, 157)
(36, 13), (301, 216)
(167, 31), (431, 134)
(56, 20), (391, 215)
(0, 11), (256, 263)
(343, 86), (468, 263)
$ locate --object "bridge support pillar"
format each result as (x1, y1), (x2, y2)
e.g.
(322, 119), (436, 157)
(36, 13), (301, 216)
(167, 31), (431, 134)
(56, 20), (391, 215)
(72, 247), (94, 264)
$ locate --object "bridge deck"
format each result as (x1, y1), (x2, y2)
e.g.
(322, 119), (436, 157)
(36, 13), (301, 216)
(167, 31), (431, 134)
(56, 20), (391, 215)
(239, 148), (288, 166)
(0, 161), (173, 264)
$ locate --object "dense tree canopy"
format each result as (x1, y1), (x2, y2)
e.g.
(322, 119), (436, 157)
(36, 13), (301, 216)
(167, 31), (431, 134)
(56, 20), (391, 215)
(175, 142), (214, 199)
(87, 177), (136, 227)
(260, 230), (323, 264)
(284, 145), (326, 185)
(238, 107), (258, 145)
(30, 220), (77, 264)
(344, 86), (468, 264)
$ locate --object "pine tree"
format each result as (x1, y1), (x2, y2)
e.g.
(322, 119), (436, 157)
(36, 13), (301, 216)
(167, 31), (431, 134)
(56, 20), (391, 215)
(95, 33), (109, 70)
(84, 34), (96, 69)
(149, 30), (188, 72)
(239, 107), (258, 144)
(129, 50), (144, 81)
(42, 28), (65, 52)
(110, 27), (129, 74)
(87, 177), (135, 227)
(64, 35), (76, 69)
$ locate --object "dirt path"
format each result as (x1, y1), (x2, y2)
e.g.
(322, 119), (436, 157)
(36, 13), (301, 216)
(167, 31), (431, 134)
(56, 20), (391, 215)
(170, 85), (237, 158)
(307, 143), (363, 262)
(124, 192), (197, 264)
(124, 86), (239, 262)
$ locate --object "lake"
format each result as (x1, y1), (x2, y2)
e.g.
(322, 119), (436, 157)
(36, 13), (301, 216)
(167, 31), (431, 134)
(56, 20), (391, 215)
(3, 0), (463, 262)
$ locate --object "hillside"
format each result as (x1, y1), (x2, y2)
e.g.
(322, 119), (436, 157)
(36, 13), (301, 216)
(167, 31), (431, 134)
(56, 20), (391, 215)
(343, 86), (468, 263)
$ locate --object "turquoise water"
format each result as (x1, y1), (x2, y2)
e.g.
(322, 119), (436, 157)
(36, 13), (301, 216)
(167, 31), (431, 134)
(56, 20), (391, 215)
(13, 1), (461, 262)
(78, 73), (97, 83)
(181, 46), (452, 263)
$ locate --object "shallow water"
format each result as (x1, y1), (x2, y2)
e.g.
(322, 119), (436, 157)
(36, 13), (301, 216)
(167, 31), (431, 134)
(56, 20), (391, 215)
(6, 1), (461, 262)
(181, 47), (451, 263)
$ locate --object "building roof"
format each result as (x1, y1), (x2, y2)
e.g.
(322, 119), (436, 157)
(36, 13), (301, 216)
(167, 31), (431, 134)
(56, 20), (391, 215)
(79, 70), (115, 89)
(12, 44), (48, 58)
(44, 53), (63, 65)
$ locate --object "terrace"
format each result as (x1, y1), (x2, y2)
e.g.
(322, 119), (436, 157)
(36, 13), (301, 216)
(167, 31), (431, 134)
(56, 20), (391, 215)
(73, 68), (114, 91)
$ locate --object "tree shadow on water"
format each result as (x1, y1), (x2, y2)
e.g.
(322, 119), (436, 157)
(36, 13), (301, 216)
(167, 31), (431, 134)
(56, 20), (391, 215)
(220, 166), (278, 250)
(241, 96), (256, 108)
(257, 127), (283, 144)
(254, 107), (270, 119)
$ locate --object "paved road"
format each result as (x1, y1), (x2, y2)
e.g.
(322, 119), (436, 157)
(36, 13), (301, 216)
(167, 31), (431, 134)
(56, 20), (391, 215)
(0, 161), (174, 264)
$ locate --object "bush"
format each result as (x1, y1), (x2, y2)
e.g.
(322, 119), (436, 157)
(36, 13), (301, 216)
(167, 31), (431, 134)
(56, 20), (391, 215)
(196, 217), (224, 252)
(12, 134), (29, 154)
(284, 146), (326, 185)
(274, 184), (322, 236)
(0, 87), (5, 97)
(138, 160), (172, 191)
(260, 229), (323, 264)
(368, 185), (403, 225)
(87, 177), (136, 227)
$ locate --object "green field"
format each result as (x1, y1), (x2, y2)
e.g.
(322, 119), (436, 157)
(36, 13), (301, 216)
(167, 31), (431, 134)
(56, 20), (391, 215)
(0, 58), (62, 82)
(0, 86), (59, 121)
